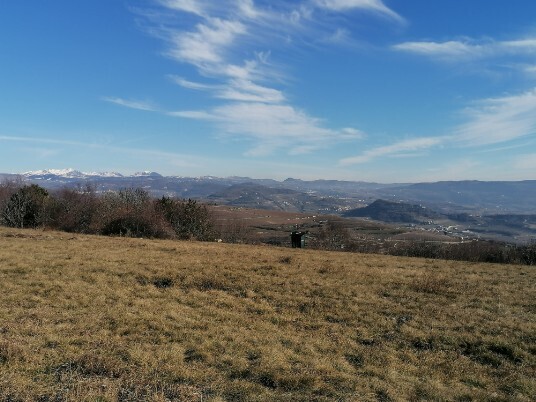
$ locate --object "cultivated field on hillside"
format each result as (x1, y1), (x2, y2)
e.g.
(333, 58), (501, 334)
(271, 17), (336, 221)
(0, 227), (534, 401)
(210, 205), (399, 246)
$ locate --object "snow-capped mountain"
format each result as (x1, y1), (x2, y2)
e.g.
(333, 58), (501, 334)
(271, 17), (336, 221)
(85, 171), (124, 178)
(23, 169), (124, 179)
(23, 168), (86, 178)
(133, 171), (163, 178)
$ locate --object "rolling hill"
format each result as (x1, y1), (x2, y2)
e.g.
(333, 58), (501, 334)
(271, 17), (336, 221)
(382, 180), (536, 214)
(343, 199), (443, 223)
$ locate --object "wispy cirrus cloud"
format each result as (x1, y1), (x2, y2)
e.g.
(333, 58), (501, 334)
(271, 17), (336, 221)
(393, 40), (485, 59)
(108, 0), (404, 156)
(0, 135), (91, 147)
(102, 97), (159, 112)
(338, 32), (536, 167)
(340, 87), (536, 165)
(339, 137), (444, 165)
(156, 0), (207, 16)
(0, 134), (205, 168)
(167, 18), (247, 66)
(314, 0), (404, 23)
(171, 102), (364, 156)
(393, 36), (536, 62)
(168, 76), (217, 91)
(455, 88), (536, 146)
(169, 74), (285, 103)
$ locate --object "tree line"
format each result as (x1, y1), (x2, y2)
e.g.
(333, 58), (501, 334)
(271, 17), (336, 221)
(308, 220), (536, 266)
(0, 181), (217, 241)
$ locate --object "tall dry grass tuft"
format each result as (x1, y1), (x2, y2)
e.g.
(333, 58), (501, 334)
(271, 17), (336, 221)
(411, 269), (452, 294)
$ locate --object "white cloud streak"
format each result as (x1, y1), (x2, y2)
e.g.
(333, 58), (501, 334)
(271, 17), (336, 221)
(168, 75), (217, 91)
(156, 0), (207, 16)
(170, 74), (286, 103)
(339, 137), (444, 165)
(216, 80), (285, 103)
(171, 102), (363, 156)
(455, 88), (536, 146)
(393, 40), (485, 59)
(0, 134), (205, 168)
(393, 36), (536, 62)
(102, 97), (159, 112)
(167, 18), (247, 66)
(314, 0), (404, 22)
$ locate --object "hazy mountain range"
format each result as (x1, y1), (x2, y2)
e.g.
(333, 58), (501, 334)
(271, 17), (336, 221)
(1, 168), (535, 243)
(1, 169), (535, 215)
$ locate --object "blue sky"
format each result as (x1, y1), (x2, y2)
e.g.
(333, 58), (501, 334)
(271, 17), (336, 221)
(1, 0), (536, 182)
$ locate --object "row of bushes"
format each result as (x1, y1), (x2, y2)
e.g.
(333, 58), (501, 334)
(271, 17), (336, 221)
(386, 239), (536, 265)
(308, 220), (536, 265)
(0, 182), (217, 241)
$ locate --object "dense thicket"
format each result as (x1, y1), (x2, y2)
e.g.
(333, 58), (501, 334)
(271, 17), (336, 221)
(156, 196), (217, 241)
(0, 184), (50, 228)
(0, 182), (216, 241)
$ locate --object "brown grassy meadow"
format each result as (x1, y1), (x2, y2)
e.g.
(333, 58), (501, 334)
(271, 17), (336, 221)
(0, 227), (534, 401)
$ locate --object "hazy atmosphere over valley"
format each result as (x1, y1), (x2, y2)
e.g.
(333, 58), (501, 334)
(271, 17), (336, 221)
(2, 1), (536, 181)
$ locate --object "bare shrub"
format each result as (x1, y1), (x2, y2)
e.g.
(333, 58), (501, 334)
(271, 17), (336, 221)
(49, 185), (98, 233)
(310, 220), (352, 250)
(216, 217), (251, 243)
(388, 240), (534, 266)
(518, 244), (536, 265)
(156, 196), (218, 241)
(93, 189), (173, 238)
(0, 177), (22, 205)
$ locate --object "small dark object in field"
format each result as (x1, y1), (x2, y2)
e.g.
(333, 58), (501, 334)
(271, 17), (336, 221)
(345, 353), (364, 368)
(184, 348), (205, 363)
(153, 277), (174, 288)
(376, 389), (394, 402)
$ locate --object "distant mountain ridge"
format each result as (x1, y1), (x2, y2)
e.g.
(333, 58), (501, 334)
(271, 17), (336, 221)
(385, 180), (536, 213)
(207, 182), (349, 212)
(2, 169), (535, 216)
(22, 169), (124, 179)
(21, 169), (168, 179)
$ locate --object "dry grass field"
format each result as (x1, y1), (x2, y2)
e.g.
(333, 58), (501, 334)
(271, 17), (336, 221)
(0, 227), (534, 401)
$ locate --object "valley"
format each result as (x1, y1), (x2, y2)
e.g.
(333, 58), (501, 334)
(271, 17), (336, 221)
(3, 170), (535, 245)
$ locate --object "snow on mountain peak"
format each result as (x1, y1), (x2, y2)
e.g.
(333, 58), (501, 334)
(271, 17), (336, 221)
(23, 168), (85, 178)
(85, 171), (124, 178)
(23, 169), (124, 178)
(133, 171), (162, 177)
